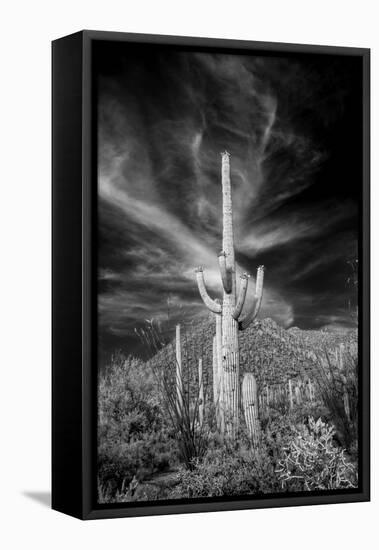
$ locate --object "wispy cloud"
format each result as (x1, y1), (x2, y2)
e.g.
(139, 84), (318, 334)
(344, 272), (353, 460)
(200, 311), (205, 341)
(239, 200), (356, 254)
(96, 47), (360, 355)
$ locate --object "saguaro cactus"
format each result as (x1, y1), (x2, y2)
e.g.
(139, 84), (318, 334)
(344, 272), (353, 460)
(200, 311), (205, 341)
(195, 152), (265, 438)
(242, 373), (260, 446)
(198, 358), (204, 427)
(212, 336), (219, 406)
(212, 338), (223, 431)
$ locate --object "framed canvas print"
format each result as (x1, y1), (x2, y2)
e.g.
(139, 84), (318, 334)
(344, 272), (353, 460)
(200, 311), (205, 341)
(52, 30), (370, 520)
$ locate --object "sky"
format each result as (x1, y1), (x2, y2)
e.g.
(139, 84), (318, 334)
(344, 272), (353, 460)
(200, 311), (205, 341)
(95, 41), (362, 361)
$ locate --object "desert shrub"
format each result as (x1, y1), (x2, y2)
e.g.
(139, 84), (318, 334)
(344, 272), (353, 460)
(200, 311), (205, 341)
(98, 476), (167, 504)
(169, 444), (282, 499)
(290, 400), (329, 424)
(141, 323), (212, 470)
(262, 412), (301, 464)
(313, 344), (358, 453)
(276, 417), (358, 492)
(263, 398), (326, 432)
(98, 352), (175, 499)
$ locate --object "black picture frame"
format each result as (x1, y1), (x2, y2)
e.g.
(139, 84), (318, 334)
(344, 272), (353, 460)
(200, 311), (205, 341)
(52, 30), (370, 520)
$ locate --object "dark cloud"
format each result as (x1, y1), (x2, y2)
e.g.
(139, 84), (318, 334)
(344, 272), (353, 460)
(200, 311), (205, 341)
(95, 42), (361, 360)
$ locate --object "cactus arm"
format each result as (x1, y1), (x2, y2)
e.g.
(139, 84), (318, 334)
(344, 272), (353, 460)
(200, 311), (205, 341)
(232, 273), (249, 320)
(238, 265), (265, 330)
(195, 267), (222, 314)
(218, 251), (232, 294)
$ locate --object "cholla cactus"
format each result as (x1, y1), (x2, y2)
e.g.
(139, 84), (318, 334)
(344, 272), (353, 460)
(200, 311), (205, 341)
(276, 417), (358, 491)
(195, 152), (265, 438)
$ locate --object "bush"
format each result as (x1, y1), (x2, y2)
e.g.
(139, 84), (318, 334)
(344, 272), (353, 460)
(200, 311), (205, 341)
(98, 352), (175, 500)
(262, 412), (301, 464)
(313, 344), (358, 453)
(169, 445), (282, 499)
(276, 417), (358, 492)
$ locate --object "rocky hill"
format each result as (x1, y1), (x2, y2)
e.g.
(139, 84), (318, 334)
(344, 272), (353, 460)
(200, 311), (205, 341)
(149, 316), (357, 392)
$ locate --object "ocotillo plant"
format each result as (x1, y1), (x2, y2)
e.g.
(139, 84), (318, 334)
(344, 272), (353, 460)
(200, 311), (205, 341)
(242, 373), (260, 447)
(175, 324), (183, 418)
(195, 152), (265, 438)
(335, 345), (351, 420)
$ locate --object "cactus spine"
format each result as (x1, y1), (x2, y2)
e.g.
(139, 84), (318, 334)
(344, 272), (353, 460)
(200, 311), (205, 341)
(195, 152), (265, 439)
(242, 373), (260, 446)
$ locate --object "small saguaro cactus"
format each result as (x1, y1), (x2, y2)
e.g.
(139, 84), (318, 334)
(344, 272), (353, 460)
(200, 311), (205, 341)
(195, 152), (265, 438)
(242, 373), (260, 446)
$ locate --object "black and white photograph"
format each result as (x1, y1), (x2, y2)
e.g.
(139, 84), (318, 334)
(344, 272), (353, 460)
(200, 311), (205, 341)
(2, 0), (378, 543)
(96, 41), (363, 505)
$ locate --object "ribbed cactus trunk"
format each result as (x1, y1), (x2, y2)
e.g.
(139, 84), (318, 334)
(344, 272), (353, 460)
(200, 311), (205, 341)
(195, 152), (265, 440)
(212, 336), (219, 406)
(220, 153), (240, 437)
(216, 311), (223, 436)
(212, 309), (224, 432)
(198, 358), (204, 428)
(242, 373), (260, 446)
(221, 301), (239, 437)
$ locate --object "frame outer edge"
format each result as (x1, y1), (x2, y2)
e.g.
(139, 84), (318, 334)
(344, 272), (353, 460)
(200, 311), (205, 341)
(74, 31), (370, 519)
(82, 30), (94, 519)
(52, 31), (84, 519)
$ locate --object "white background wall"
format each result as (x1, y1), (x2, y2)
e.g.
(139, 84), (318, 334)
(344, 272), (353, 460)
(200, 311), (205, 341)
(0, 1), (376, 548)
